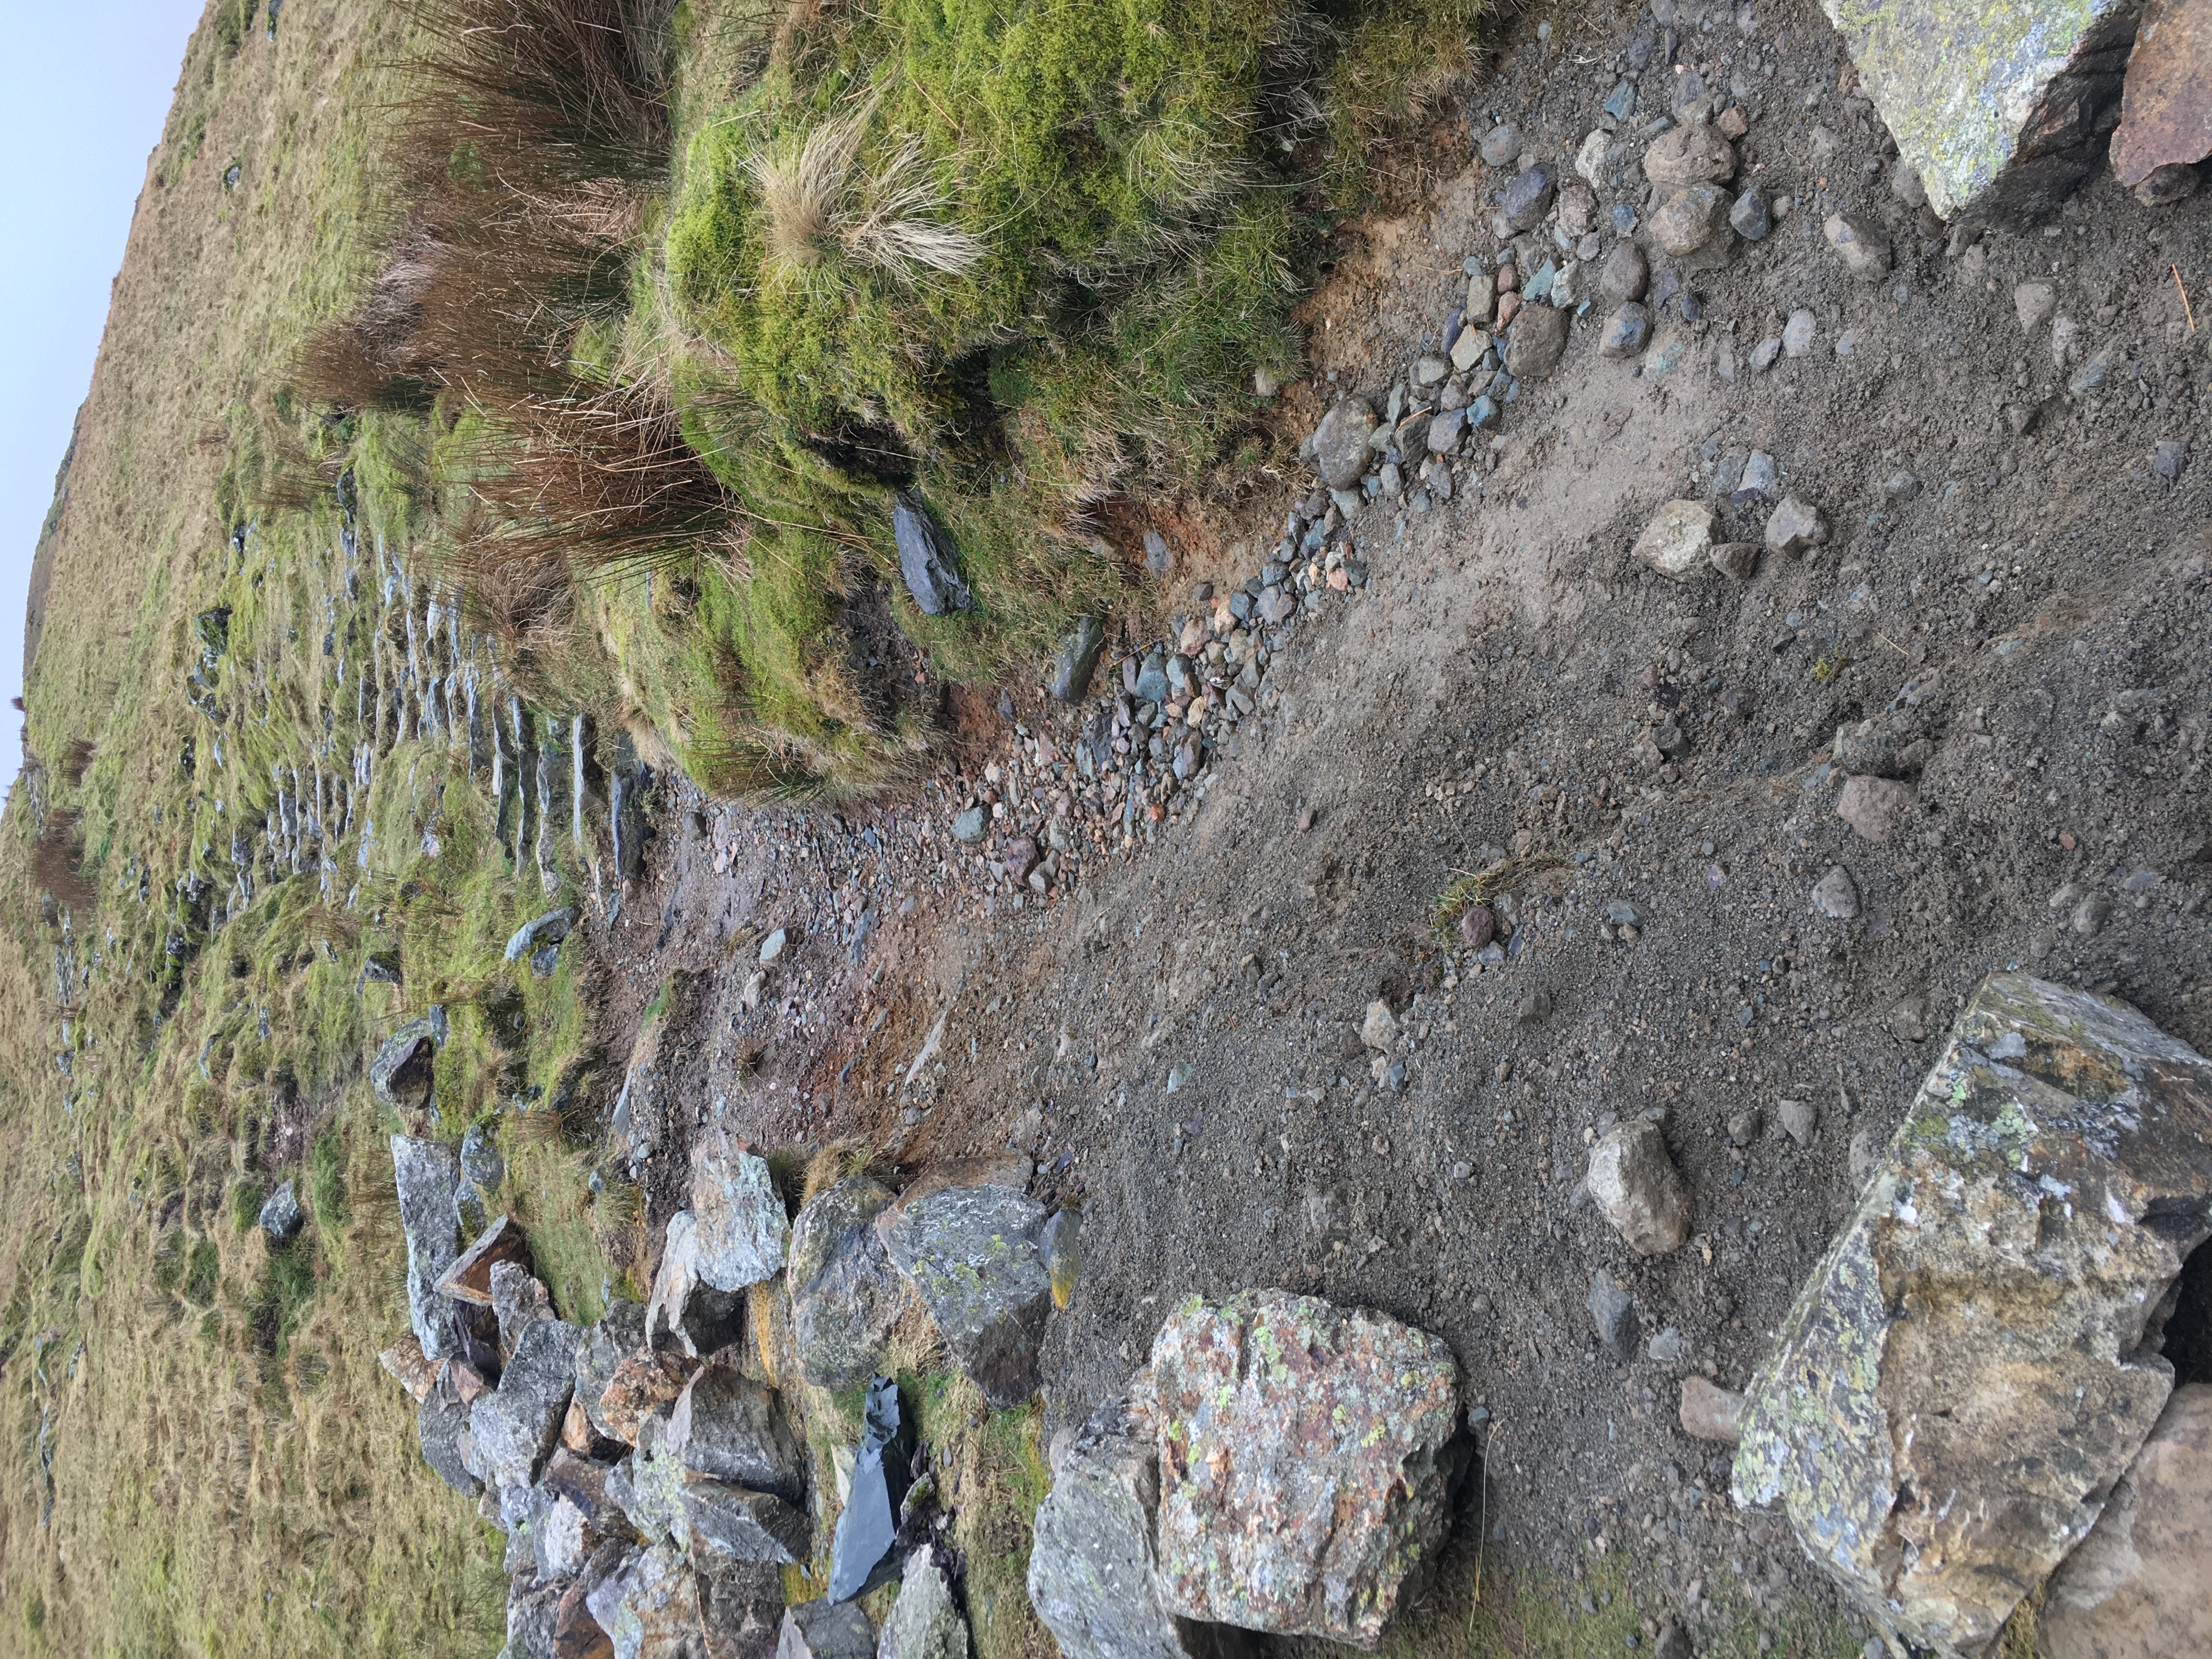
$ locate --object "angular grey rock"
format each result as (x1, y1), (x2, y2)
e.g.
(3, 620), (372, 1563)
(682, 1476), (810, 1566)
(1729, 188), (1771, 240)
(877, 1181), (1053, 1408)
(779, 1600), (875, 1659)
(1599, 303), (1651, 359)
(1778, 1097), (1819, 1148)
(1824, 212), (1891, 280)
(1812, 865), (1861, 921)
(1586, 1269), (1638, 1359)
(2133, 161), (2202, 207)
(257, 1179), (304, 1243)
(1493, 163), (1555, 234)
(506, 1571), (566, 1659)
(1585, 1120), (1693, 1256)
(691, 1126), (790, 1293)
(609, 1409), (691, 1547)
(2038, 1385), (2212, 1659)
(1029, 1397), (1226, 1659)
(391, 1134), (462, 1360)
(1763, 496), (1827, 556)
(700, 1558), (784, 1659)
(893, 492), (973, 616)
(490, 1260), (556, 1358)
(1050, 616), (1105, 703)
(1733, 974), (2212, 1659)
(950, 808), (985, 844)
(1311, 400), (1378, 492)
(1820, 0), (2141, 224)
(372, 1020), (441, 1111)
(1146, 1290), (1462, 1646)
(460, 1119), (505, 1194)
(2015, 280), (2058, 333)
(420, 1368), (483, 1497)
(472, 1317), (582, 1493)
(587, 1542), (705, 1659)
(1503, 303), (1570, 381)
(574, 1301), (649, 1443)
(669, 1364), (803, 1503)
(1478, 122), (1522, 167)
(504, 907), (574, 962)
(788, 1177), (905, 1389)
(1709, 541), (1759, 580)
(1782, 308), (1817, 357)
(878, 1546), (967, 1659)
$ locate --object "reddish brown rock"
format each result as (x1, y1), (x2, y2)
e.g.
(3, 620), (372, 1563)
(436, 1212), (532, 1306)
(596, 1347), (696, 1446)
(379, 1335), (437, 1403)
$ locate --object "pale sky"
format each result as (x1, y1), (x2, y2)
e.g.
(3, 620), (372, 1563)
(0, 2), (205, 789)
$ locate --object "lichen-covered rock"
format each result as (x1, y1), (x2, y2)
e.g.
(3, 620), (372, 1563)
(585, 1543), (707, 1659)
(609, 1410), (692, 1549)
(1731, 973), (2212, 1659)
(1143, 1290), (1463, 1647)
(692, 1128), (791, 1293)
(2036, 1384), (2212, 1659)
(669, 1364), (803, 1502)
(787, 1177), (904, 1389)
(877, 1547), (967, 1659)
(473, 1318), (583, 1493)
(372, 1019), (441, 1111)
(877, 1180), (1053, 1409)
(420, 1367), (483, 1497)
(574, 1300), (650, 1442)
(1029, 1398), (1232, 1659)
(1821, 0), (2142, 224)
(507, 1571), (568, 1659)
(391, 1135), (462, 1360)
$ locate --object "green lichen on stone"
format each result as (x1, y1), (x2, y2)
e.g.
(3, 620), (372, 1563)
(1820, 0), (2131, 217)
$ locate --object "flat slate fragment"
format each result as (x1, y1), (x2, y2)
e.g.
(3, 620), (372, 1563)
(1732, 972), (2212, 1659)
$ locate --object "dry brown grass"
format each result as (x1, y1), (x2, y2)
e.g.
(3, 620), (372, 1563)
(748, 110), (984, 280)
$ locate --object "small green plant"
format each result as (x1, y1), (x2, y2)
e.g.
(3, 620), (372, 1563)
(183, 1238), (221, 1307)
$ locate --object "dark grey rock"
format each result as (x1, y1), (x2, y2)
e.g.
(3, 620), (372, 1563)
(1729, 187), (1771, 239)
(1599, 303), (1651, 359)
(2153, 440), (2189, 482)
(1597, 240), (1649, 304)
(460, 1120), (504, 1194)
(778, 1599), (876, 1659)
(1587, 1269), (1637, 1359)
(828, 1375), (913, 1602)
(788, 1177), (904, 1389)
(683, 1476), (810, 1566)
(1311, 401), (1378, 491)
(1425, 407), (1465, 454)
(472, 1317), (582, 1493)
(504, 907), (574, 962)
(1478, 122), (1522, 167)
(419, 1370), (482, 1497)
(1494, 165), (1556, 234)
(391, 1134), (462, 1360)
(669, 1364), (804, 1502)
(701, 1557), (786, 1659)
(490, 1260), (556, 1358)
(371, 1020), (441, 1112)
(505, 1570), (566, 1659)
(892, 492), (973, 616)
(1050, 616), (1105, 703)
(258, 1180), (304, 1243)
(877, 1182), (1053, 1409)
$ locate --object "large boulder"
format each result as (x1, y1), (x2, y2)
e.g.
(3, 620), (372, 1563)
(391, 1135), (462, 1360)
(1732, 974), (2212, 1659)
(681, 1476), (810, 1567)
(669, 1364), (804, 1502)
(2036, 1385), (2212, 1659)
(787, 1177), (904, 1389)
(1029, 1397), (1242, 1659)
(473, 1318), (583, 1493)
(1819, 0), (2141, 224)
(692, 1128), (791, 1293)
(698, 1559), (785, 1659)
(877, 1178), (1052, 1409)
(1142, 1290), (1463, 1646)
(877, 1546), (967, 1659)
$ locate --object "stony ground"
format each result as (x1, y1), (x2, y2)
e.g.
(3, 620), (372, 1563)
(561, 0), (2212, 1647)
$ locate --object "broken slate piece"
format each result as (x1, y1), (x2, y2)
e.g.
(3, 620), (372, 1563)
(1586, 1269), (1638, 1360)
(257, 1180), (304, 1243)
(681, 1475), (810, 1566)
(1050, 615), (1105, 703)
(391, 1134), (463, 1360)
(437, 1212), (532, 1306)
(827, 1375), (914, 1602)
(877, 1180), (1053, 1408)
(1146, 1289), (1462, 1646)
(1732, 973), (2212, 1659)
(893, 492), (973, 616)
